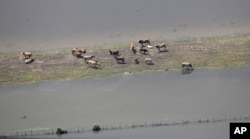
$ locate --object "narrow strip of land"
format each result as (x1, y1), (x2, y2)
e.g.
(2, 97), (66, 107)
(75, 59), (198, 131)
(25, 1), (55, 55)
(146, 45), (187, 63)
(1, 34), (250, 84)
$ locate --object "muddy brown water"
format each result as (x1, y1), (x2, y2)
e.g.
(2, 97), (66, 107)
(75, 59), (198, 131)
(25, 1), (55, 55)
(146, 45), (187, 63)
(0, 67), (250, 138)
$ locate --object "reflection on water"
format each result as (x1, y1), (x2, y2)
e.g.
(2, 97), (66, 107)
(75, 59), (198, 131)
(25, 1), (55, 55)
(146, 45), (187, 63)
(181, 69), (193, 75)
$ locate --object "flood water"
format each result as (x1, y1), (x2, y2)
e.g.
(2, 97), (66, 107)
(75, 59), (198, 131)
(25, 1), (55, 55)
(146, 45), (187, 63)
(29, 122), (232, 139)
(0, 67), (250, 138)
(1, 1), (250, 138)
(1, 0), (250, 52)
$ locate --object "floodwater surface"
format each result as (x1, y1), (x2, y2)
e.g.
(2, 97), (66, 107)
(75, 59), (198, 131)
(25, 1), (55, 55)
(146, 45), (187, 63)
(0, 67), (250, 138)
(30, 122), (231, 139)
(0, 0), (250, 51)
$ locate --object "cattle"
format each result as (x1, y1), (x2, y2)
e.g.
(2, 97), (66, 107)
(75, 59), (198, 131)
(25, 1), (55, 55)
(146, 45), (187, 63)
(138, 39), (151, 47)
(181, 62), (193, 71)
(155, 43), (167, 52)
(145, 58), (153, 65)
(22, 51), (32, 59)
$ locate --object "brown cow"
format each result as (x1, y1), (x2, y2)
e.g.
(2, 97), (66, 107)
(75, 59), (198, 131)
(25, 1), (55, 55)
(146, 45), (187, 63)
(130, 43), (137, 54)
(114, 55), (125, 63)
(72, 48), (86, 57)
(109, 49), (119, 56)
(86, 60), (101, 68)
(83, 55), (95, 61)
(155, 43), (167, 52)
(22, 51), (32, 59)
(138, 39), (151, 47)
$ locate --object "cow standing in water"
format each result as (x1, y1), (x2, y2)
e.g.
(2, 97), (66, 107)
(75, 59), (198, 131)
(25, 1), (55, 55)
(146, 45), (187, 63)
(181, 62), (193, 71)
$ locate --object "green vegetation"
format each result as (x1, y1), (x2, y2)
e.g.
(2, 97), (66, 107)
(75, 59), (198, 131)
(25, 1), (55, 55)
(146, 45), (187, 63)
(56, 128), (68, 135)
(92, 123), (101, 132)
(0, 34), (250, 84)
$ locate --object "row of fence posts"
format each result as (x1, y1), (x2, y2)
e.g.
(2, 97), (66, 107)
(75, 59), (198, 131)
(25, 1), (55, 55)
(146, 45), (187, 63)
(1, 115), (250, 138)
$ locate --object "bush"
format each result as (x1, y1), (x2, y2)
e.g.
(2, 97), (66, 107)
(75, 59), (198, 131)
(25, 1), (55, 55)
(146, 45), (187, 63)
(56, 128), (68, 135)
(92, 123), (101, 132)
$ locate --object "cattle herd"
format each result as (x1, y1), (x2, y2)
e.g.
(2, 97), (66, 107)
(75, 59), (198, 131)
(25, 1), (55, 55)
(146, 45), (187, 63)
(21, 39), (193, 71)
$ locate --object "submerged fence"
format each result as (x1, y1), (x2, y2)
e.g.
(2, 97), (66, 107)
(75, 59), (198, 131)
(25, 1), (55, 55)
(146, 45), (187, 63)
(1, 115), (250, 138)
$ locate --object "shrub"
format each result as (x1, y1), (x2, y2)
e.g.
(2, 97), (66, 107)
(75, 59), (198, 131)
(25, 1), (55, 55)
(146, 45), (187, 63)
(92, 123), (101, 132)
(56, 128), (68, 135)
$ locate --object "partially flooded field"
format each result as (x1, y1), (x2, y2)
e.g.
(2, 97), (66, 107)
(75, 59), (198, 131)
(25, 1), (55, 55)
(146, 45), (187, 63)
(1, 34), (250, 84)
(1, 67), (250, 138)
(1, 0), (250, 138)
(1, 0), (250, 84)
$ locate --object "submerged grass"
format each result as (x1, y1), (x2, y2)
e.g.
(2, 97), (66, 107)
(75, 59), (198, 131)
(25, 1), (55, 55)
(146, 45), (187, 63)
(1, 34), (250, 84)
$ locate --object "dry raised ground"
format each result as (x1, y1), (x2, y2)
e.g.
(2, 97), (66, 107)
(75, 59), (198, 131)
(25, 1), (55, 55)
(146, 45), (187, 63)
(1, 34), (250, 84)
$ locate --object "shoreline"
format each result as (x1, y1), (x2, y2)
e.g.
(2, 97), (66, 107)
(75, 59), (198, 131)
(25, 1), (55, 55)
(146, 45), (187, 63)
(1, 33), (250, 85)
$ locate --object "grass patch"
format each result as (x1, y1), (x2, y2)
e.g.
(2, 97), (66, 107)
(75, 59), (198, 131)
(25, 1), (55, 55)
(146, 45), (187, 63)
(1, 33), (250, 84)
